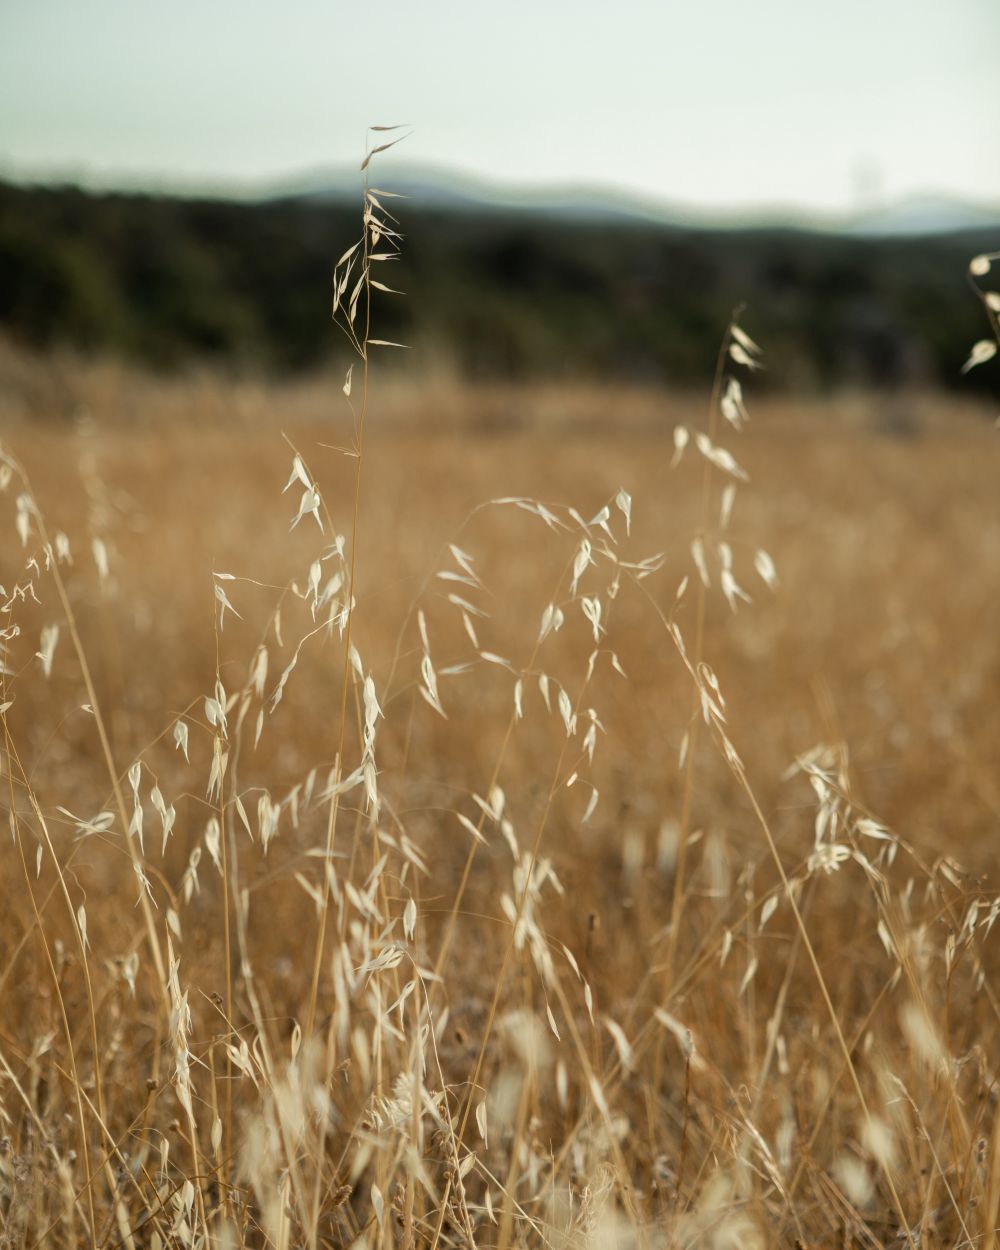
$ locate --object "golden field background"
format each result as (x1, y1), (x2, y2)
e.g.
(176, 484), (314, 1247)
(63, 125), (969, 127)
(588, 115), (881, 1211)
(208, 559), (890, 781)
(5, 345), (998, 844)
(2, 329), (1000, 1249)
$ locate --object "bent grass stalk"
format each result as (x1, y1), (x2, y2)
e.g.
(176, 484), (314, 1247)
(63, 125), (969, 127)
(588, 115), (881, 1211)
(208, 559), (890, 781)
(662, 317), (735, 994)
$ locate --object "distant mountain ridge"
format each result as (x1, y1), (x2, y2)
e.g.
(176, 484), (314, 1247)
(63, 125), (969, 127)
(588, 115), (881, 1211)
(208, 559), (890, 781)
(2, 159), (998, 238)
(271, 162), (1000, 238)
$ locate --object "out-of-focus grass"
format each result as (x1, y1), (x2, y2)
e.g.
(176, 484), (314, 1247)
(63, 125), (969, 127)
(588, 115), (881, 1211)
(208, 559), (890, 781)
(7, 365), (997, 843)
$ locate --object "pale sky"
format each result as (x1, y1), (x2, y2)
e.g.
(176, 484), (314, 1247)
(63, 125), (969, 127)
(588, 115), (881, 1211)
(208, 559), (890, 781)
(1, 0), (998, 218)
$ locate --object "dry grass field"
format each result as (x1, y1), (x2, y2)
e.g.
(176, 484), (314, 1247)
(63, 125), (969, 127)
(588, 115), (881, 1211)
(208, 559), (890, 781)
(2, 243), (1000, 1246)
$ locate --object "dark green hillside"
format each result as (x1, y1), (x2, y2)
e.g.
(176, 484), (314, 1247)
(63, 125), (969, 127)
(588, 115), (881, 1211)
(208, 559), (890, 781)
(0, 180), (994, 392)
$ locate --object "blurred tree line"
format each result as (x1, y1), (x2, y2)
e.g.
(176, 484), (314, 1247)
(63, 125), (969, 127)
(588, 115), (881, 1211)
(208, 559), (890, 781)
(0, 179), (993, 392)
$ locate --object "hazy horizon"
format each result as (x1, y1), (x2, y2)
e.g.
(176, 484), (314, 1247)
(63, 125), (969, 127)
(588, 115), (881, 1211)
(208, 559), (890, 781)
(3, 153), (1000, 221)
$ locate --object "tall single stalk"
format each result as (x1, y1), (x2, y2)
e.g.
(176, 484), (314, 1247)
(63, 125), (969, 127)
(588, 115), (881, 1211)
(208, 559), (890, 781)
(304, 126), (409, 1035)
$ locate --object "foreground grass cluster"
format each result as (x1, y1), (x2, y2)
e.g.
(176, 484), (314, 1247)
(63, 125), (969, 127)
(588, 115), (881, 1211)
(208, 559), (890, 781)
(1, 161), (1000, 1250)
